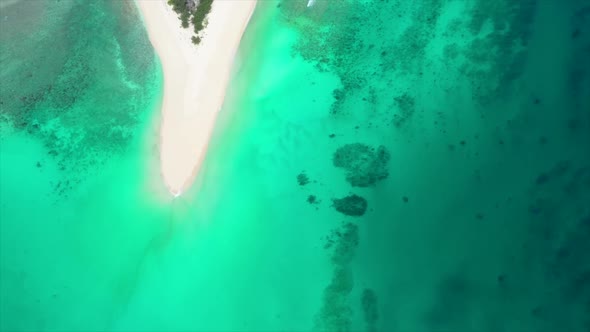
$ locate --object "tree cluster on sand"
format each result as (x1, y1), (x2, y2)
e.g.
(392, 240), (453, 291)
(167, 0), (214, 45)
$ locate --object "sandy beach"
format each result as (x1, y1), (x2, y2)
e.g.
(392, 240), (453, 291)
(136, 0), (256, 196)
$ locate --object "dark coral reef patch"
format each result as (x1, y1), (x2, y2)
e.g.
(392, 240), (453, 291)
(332, 194), (368, 217)
(333, 143), (390, 187)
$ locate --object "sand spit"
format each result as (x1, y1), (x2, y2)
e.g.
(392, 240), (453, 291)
(136, 0), (256, 196)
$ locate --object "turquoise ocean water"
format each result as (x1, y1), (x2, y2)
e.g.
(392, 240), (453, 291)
(1, 0), (590, 331)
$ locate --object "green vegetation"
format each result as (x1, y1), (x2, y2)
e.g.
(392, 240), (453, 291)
(167, 0), (187, 13)
(167, 0), (214, 45)
(180, 11), (190, 28)
(191, 0), (213, 34)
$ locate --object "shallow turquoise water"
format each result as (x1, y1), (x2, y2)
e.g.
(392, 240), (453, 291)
(1, 0), (590, 331)
(1, 1), (168, 330)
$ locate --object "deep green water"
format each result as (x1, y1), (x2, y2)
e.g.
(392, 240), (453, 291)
(1, 0), (590, 331)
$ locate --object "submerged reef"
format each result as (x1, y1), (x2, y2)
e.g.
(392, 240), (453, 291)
(0, 1), (159, 199)
(280, 0), (588, 330)
(316, 221), (360, 332)
(332, 194), (368, 217)
(392, 93), (416, 128)
(297, 172), (310, 186)
(330, 222), (359, 266)
(361, 288), (379, 332)
(333, 143), (390, 187)
(314, 267), (355, 332)
(307, 195), (318, 204)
